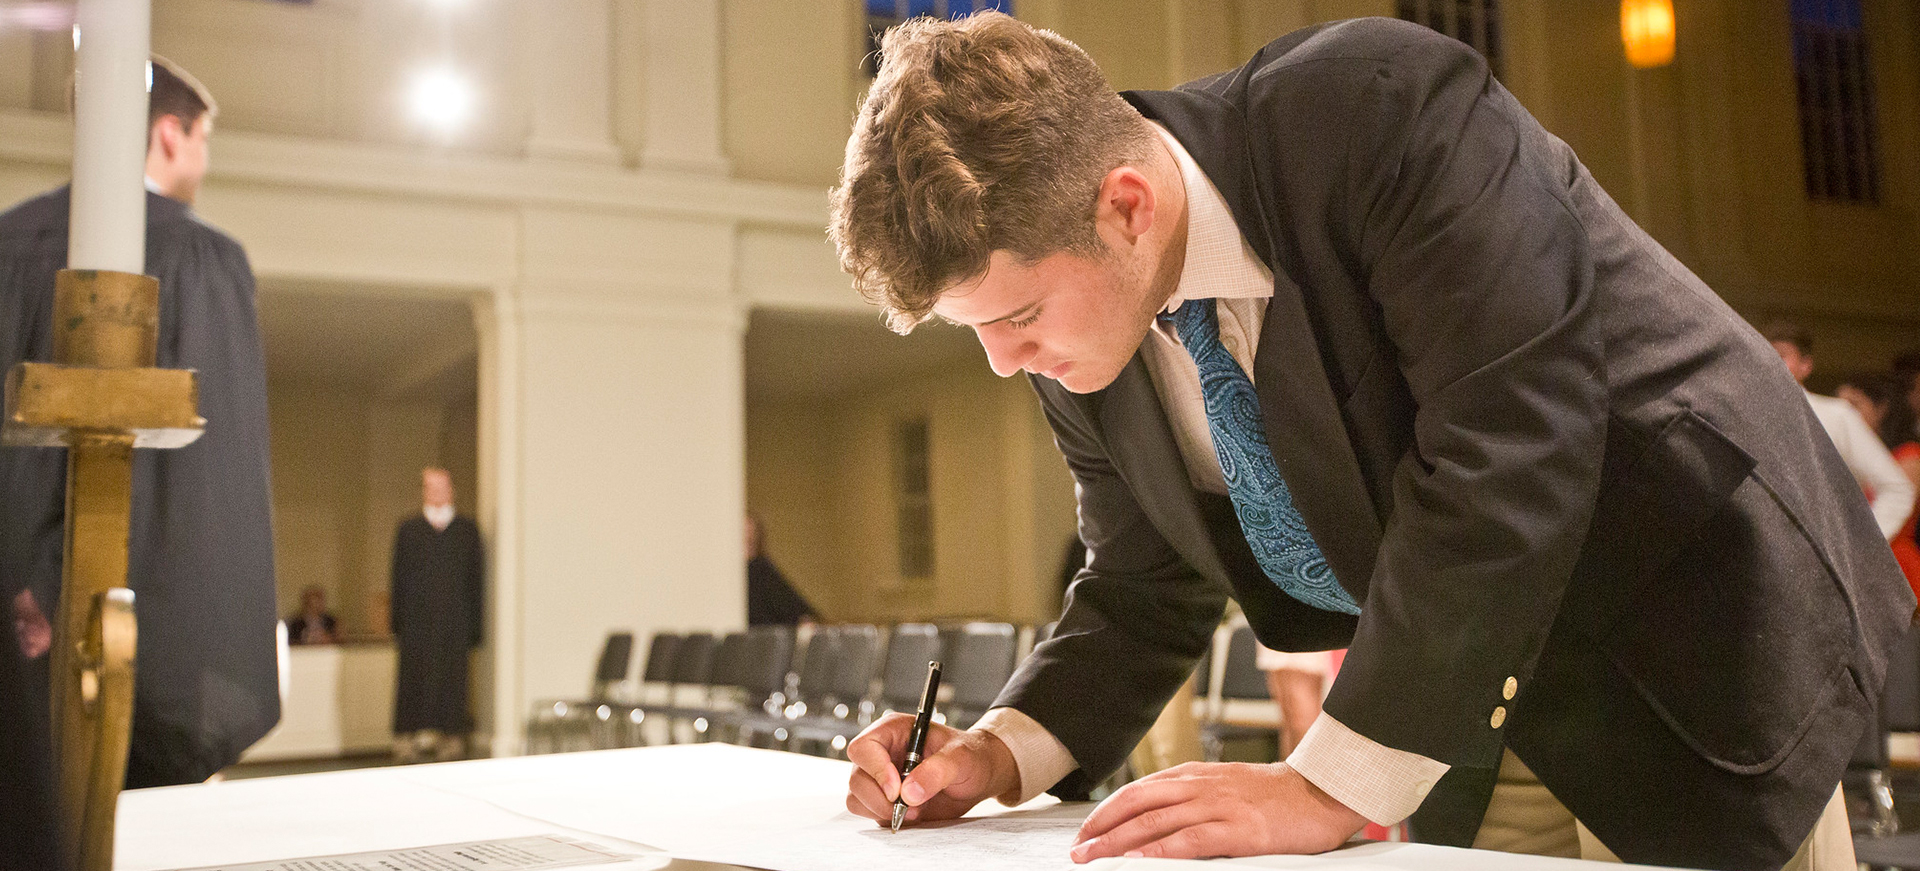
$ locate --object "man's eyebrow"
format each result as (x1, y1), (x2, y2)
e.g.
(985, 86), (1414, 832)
(949, 300), (1039, 329)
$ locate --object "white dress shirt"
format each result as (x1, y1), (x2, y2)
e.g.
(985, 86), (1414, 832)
(1805, 390), (1914, 539)
(975, 126), (1448, 826)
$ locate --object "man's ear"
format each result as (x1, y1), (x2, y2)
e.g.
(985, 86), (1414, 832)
(150, 114), (185, 161)
(1093, 165), (1156, 247)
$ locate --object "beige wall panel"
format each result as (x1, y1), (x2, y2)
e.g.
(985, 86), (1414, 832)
(1057, 0), (1177, 90)
(1534, 3), (1637, 213)
(0, 29), (32, 111)
(1708, 0), (1919, 326)
(27, 30), (68, 114)
(722, 0), (859, 187)
(268, 387), (369, 631)
(194, 185), (518, 290)
(361, 401), (450, 619)
(813, 364), (1060, 625)
(441, 394), (482, 521)
(152, 1), (350, 139)
(1169, 0), (1239, 85)
(0, 165), (66, 211)
(744, 398), (839, 617)
(519, 207), (734, 295)
(1867, 0), (1920, 216)
(1497, 0), (1555, 129)
(611, 0), (650, 164)
(736, 226), (860, 312)
(511, 305), (745, 708)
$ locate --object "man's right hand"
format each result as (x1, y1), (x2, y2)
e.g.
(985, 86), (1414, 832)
(845, 712), (1021, 825)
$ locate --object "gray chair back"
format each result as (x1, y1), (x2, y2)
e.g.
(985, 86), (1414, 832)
(945, 622), (1018, 725)
(640, 632), (683, 684)
(744, 625), (796, 701)
(879, 624), (942, 712)
(672, 632), (718, 686)
(588, 631), (635, 700)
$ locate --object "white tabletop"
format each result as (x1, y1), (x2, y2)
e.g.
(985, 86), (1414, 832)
(114, 744), (1677, 871)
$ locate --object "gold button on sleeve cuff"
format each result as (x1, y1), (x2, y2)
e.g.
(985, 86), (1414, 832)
(1490, 706), (1507, 728)
(1503, 677), (1517, 700)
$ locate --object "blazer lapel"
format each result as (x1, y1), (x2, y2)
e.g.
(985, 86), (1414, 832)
(1124, 87), (1384, 599)
(1090, 355), (1232, 585)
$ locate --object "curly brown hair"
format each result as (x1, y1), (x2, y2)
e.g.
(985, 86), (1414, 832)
(829, 11), (1154, 333)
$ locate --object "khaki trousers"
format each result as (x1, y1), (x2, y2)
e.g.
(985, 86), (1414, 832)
(1472, 750), (1853, 871)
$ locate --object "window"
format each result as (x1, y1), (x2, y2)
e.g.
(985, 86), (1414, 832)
(893, 417), (934, 580)
(864, 0), (1014, 77)
(1791, 0), (1880, 203)
(1397, 0), (1503, 78)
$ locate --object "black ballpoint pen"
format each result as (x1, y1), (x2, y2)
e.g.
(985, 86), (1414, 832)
(892, 660), (943, 833)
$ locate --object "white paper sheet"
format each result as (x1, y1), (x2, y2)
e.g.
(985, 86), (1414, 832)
(167, 835), (635, 871)
(396, 743), (1067, 858)
(669, 810), (1085, 871)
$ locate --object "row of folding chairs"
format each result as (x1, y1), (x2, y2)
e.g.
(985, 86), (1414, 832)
(524, 621), (1043, 758)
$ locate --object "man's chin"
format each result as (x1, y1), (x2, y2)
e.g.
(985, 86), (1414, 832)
(1053, 367), (1120, 394)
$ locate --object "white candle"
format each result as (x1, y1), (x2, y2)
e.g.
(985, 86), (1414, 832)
(67, 0), (150, 275)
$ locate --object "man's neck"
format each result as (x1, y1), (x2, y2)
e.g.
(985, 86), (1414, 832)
(1147, 136), (1191, 312)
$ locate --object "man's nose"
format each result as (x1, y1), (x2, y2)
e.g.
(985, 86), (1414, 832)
(975, 326), (1035, 378)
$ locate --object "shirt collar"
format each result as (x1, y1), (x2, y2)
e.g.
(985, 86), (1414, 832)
(1148, 123), (1274, 317)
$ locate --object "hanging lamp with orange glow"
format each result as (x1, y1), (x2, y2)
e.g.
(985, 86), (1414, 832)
(1622, 0), (1676, 68)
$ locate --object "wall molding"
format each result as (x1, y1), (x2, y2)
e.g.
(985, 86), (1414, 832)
(0, 109), (826, 230)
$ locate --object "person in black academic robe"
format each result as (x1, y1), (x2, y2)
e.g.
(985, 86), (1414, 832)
(0, 59), (278, 868)
(389, 468), (485, 761)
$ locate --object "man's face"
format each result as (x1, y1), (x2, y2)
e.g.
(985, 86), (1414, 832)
(933, 248), (1168, 394)
(1771, 340), (1814, 385)
(422, 471), (454, 508)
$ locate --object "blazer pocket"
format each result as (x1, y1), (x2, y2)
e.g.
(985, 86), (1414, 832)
(1592, 409), (1852, 775)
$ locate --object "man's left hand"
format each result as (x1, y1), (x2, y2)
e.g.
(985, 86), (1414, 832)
(1069, 761), (1368, 863)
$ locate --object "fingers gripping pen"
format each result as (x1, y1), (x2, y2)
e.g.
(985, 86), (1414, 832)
(892, 661), (943, 833)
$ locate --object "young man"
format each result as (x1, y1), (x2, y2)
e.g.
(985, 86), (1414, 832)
(832, 13), (1910, 871)
(0, 57), (279, 867)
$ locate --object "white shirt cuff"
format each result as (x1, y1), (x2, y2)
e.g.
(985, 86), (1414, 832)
(973, 706), (1079, 806)
(1286, 714), (1451, 826)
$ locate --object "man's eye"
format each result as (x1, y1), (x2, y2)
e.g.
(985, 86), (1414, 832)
(1009, 310), (1041, 329)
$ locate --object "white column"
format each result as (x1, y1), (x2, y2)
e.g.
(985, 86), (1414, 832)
(494, 206), (744, 739)
(476, 289), (522, 756)
(639, 0), (729, 175)
(524, 0), (623, 165)
(68, 0), (149, 273)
